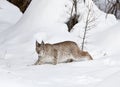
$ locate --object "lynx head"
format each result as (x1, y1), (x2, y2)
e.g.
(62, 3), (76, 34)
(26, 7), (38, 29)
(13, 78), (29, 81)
(36, 40), (45, 57)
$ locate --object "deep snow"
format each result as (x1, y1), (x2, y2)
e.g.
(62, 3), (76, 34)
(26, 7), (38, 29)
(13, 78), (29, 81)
(0, 0), (120, 87)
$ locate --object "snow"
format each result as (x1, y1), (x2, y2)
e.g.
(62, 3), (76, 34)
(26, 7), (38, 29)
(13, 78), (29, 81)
(0, 0), (120, 87)
(0, 0), (22, 33)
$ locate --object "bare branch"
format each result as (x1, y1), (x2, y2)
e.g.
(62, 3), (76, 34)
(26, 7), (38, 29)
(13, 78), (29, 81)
(81, 3), (96, 51)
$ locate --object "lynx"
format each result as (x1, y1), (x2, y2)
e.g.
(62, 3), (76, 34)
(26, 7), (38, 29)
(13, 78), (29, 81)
(34, 41), (93, 65)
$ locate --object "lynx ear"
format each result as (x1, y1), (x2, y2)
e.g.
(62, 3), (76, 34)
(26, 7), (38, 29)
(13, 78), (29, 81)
(41, 40), (44, 46)
(41, 40), (45, 49)
(36, 40), (40, 47)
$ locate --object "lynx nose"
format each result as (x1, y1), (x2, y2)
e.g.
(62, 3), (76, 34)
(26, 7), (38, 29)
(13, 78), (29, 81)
(38, 54), (42, 57)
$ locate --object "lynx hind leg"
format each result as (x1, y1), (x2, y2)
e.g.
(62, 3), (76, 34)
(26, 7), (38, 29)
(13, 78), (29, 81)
(85, 51), (93, 60)
(80, 51), (93, 60)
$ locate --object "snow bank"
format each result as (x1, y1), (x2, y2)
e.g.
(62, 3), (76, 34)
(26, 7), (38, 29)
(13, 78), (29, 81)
(0, 0), (120, 87)
(97, 71), (120, 87)
(0, 0), (22, 33)
(0, 0), (22, 24)
(92, 21), (120, 55)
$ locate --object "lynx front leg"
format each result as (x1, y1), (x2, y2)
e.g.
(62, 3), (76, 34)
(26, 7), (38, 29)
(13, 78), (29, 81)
(53, 57), (57, 65)
(34, 56), (43, 65)
(66, 59), (73, 63)
(35, 59), (44, 65)
(34, 58), (40, 65)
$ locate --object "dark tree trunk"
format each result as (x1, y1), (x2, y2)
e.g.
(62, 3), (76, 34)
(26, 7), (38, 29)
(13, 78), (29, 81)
(66, 0), (79, 32)
(7, 0), (31, 13)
